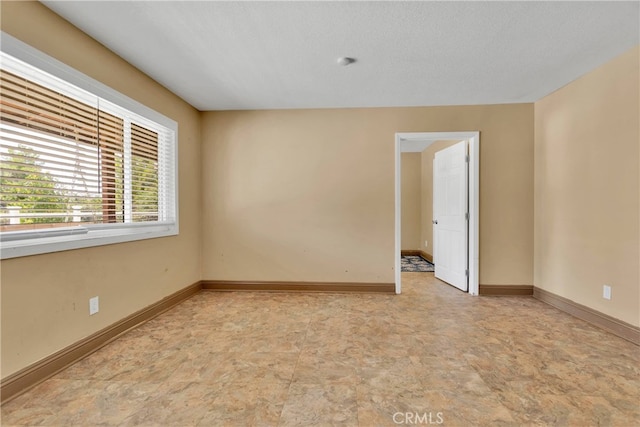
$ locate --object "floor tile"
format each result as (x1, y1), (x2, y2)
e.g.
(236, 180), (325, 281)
(2, 272), (639, 426)
(279, 382), (358, 426)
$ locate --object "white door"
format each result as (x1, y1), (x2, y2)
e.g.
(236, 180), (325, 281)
(433, 141), (468, 291)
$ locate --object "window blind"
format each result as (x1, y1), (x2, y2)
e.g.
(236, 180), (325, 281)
(0, 52), (173, 233)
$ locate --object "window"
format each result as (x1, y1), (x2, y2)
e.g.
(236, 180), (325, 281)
(0, 34), (178, 259)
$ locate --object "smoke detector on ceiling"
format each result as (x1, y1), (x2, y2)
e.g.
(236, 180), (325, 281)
(337, 57), (356, 66)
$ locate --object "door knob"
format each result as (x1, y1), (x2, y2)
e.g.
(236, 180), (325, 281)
(433, 220), (438, 225)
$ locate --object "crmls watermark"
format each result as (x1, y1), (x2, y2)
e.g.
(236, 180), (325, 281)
(392, 411), (444, 425)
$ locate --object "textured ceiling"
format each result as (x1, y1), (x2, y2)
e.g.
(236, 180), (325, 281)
(42, 1), (639, 111)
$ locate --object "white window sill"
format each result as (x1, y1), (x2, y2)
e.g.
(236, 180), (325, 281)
(0, 223), (178, 259)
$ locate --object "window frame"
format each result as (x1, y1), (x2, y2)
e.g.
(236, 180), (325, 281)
(0, 33), (179, 260)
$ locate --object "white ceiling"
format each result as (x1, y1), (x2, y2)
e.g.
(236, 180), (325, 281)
(400, 139), (461, 153)
(42, 1), (639, 112)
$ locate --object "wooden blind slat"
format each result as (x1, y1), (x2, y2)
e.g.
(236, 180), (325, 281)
(0, 86), (98, 126)
(1, 71), (95, 110)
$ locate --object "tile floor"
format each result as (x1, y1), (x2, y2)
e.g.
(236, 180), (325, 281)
(2, 273), (639, 426)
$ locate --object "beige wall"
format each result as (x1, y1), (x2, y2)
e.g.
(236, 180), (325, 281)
(401, 153), (422, 251)
(534, 46), (640, 326)
(202, 104), (534, 285)
(420, 140), (461, 258)
(0, 2), (202, 377)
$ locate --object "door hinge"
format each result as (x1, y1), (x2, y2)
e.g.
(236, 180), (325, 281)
(465, 154), (470, 163)
(465, 212), (469, 221)
(465, 269), (469, 277)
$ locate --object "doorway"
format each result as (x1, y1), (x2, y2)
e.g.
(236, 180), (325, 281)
(394, 132), (479, 295)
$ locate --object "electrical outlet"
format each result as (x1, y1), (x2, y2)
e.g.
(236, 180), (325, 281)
(89, 296), (99, 315)
(603, 285), (611, 300)
(424, 240), (428, 248)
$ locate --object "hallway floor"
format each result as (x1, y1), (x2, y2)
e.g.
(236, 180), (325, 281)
(2, 273), (639, 426)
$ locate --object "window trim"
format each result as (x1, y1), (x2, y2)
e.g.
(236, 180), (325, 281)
(0, 32), (179, 260)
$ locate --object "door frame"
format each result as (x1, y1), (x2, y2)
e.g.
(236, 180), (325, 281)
(394, 131), (479, 295)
